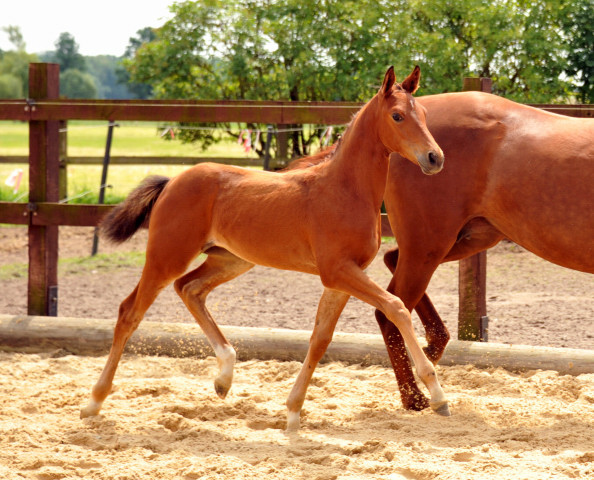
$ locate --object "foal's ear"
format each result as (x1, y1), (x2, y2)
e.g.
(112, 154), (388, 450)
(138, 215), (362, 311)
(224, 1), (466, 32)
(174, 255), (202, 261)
(380, 66), (396, 97)
(401, 65), (421, 94)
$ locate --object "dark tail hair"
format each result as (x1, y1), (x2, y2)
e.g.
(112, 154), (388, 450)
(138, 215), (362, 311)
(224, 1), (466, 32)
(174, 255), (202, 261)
(100, 175), (170, 243)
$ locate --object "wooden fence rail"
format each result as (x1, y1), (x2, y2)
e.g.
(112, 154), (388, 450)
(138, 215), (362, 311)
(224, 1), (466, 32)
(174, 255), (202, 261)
(0, 63), (592, 341)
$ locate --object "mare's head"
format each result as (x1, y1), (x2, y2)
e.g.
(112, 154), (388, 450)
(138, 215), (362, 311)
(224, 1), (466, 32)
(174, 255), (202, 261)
(375, 66), (444, 175)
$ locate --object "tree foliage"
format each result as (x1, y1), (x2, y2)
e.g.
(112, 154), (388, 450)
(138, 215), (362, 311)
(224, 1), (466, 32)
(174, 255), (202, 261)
(59, 69), (97, 98)
(51, 32), (87, 72)
(0, 26), (38, 97)
(122, 0), (590, 155)
(561, 0), (594, 103)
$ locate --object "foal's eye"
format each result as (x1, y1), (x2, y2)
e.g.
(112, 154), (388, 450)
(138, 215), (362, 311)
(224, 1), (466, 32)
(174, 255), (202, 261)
(392, 113), (404, 122)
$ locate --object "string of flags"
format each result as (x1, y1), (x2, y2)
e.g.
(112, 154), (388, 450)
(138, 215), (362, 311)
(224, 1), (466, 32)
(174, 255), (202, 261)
(153, 124), (341, 154)
(4, 168), (23, 194)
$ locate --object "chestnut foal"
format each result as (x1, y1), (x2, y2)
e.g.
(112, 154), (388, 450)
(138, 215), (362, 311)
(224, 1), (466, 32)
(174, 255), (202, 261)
(80, 66), (448, 430)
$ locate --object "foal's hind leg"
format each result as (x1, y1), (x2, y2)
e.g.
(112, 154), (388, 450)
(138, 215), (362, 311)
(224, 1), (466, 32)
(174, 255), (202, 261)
(286, 288), (350, 431)
(80, 268), (173, 418)
(174, 248), (254, 399)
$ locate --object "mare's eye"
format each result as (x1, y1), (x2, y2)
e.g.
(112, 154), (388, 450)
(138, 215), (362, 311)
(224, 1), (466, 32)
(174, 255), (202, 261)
(392, 113), (404, 122)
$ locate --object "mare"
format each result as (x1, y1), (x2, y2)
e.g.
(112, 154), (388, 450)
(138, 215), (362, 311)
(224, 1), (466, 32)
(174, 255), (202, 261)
(80, 66), (449, 430)
(375, 92), (594, 410)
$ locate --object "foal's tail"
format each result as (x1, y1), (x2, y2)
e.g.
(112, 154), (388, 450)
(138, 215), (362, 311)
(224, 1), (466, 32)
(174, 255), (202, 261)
(100, 175), (170, 243)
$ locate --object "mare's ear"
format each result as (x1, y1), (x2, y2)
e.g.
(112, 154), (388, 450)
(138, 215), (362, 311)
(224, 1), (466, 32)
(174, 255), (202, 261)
(401, 65), (421, 94)
(380, 66), (396, 97)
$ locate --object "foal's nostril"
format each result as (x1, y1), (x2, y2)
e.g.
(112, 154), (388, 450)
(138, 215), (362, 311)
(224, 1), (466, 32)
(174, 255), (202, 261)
(428, 152), (437, 165)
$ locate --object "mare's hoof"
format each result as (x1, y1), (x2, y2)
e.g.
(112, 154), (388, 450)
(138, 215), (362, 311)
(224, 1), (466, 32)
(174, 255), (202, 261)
(214, 379), (230, 399)
(430, 400), (451, 417)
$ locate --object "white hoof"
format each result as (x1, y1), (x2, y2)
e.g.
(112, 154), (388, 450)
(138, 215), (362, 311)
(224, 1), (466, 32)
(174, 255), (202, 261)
(80, 399), (103, 419)
(286, 411), (300, 432)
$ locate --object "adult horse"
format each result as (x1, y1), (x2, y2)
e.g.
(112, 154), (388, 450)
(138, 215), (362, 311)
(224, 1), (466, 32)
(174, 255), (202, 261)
(80, 66), (450, 430)
(376, 92), (594, 411)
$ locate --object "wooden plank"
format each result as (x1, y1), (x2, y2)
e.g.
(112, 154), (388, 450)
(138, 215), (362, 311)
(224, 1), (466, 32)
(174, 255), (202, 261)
(64, 156), (263, 166)
(0, 100), (29, 120)
(26, 99), (362, 124)
(32, 203), (114, 227)
(0, 202), (29, 224)
(0, 315), (592, 375)
(530, 104), (594, 118)
(0, 202), (114, 227)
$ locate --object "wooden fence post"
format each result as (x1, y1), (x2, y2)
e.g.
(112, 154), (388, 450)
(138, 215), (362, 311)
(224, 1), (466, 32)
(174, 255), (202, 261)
(27, 63), (60, 316)
(458, 77), (492, 341)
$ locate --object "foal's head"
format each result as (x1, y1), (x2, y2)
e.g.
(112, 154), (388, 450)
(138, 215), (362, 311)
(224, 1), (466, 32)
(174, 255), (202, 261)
(375, 66), (444, 175)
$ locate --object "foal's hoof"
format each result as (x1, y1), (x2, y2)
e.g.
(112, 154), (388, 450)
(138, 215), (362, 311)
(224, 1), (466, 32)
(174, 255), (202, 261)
(80, 400), (102, 419)
(286, 411), (300, 432)
(430, 400), (451, 417)
(214, 379), (230, 399)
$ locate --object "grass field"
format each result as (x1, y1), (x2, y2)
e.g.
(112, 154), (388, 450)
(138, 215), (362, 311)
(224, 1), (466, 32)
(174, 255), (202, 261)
(0, 121), (260, 203)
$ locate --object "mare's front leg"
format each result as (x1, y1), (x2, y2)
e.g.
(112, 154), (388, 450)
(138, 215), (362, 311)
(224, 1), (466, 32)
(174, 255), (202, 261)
(286, 288), (350, 431)
(383, 248), (450, 363)
(322, 262), (450, 417)
(174, 248), (254, 399)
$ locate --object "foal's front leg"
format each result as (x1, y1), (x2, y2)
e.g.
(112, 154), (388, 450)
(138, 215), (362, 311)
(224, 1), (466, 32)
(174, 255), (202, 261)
(286, 288), (350, 431)
(321, 262), (450, 417)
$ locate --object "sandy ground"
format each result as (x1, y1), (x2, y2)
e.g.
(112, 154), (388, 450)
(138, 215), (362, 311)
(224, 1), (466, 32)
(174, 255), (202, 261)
(0, 226), (593, 479)
(0, 352), (593, 480)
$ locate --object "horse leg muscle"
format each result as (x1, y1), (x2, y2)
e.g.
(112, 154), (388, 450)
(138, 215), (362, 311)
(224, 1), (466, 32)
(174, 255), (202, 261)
(286, 288), (349, 431)
(174, 248), (254, 399)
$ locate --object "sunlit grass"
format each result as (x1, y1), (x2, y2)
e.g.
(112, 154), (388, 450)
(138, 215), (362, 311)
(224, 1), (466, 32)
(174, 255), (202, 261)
(0, 121), (260, 202)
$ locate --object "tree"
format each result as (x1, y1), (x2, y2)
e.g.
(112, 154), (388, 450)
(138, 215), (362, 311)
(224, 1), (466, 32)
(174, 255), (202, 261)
(60, 69), (97, 98)
(53, 32), (86, 72)
(0, 73), (22, 98)
(124, 0), (585, 153)
(562, 0), (594, 103)
(117, 27), (157, 99)
(0, 26), (38, 95)
(86, 55), (134, 99)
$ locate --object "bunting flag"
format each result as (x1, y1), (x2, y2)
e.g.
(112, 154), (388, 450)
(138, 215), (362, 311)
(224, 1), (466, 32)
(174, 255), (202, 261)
(160, 127), (175, 139)
(5, 168), (23, 194)
(243, 129), (252, 153)
(322, 126), (333, 146)
(254, 130), (261, 148)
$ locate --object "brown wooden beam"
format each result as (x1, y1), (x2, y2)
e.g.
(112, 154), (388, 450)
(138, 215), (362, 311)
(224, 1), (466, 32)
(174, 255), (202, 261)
(24, 99), (362, 124)
(27, 63), (60, 317)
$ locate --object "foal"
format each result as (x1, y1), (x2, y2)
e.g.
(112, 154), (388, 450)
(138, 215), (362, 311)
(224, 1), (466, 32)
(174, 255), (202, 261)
(81, 66), (448, 430)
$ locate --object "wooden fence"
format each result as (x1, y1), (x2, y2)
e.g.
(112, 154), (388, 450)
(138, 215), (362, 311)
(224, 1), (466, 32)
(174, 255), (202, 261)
(0, 63), (592, 342)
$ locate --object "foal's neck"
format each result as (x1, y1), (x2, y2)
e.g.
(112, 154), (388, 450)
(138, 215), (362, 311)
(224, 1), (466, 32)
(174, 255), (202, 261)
(327, 97), (391, 208)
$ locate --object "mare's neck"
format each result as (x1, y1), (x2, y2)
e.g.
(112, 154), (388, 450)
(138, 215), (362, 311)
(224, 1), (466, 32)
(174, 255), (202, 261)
(327, 97), (391, 209)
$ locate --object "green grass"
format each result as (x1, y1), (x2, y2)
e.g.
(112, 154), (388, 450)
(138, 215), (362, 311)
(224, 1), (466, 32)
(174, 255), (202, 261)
(0, 121), (259, 202)
(0, 251), (147, 281)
